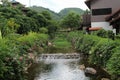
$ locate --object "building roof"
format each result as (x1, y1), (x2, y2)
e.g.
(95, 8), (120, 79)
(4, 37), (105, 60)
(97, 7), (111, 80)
(89, 27), (102, 31)
(85, 0), (96, 9)
(11, 0), (20, 4)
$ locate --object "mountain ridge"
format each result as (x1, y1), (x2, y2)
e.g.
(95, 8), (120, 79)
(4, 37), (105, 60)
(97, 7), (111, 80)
(29, 6), (85, 20)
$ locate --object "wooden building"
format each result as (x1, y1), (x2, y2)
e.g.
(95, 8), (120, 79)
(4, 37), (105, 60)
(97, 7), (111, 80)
(85, 0), (120, 33)
(106, 9), (120, 34)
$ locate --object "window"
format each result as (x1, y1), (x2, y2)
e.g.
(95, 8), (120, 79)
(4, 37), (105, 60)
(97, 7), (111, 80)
(92, 8), (112, 16)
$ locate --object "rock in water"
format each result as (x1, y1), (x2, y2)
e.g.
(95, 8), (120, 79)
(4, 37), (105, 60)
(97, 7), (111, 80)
(80, 64), (85, 70)
(85, 67), (97, 75)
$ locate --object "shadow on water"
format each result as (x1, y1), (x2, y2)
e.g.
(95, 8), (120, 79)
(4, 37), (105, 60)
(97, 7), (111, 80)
(27, 62), (52, 80)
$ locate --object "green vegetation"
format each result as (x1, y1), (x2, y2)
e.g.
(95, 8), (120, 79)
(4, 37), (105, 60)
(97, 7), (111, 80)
(59, 8), (84, 18)
(0, 1), (119, 80)
(67, 31), (120, 80)
(0, 32), (49, 80)
(29, 6), (84, 20)
(60, 12), (82, 30)
(29, 6), (60, 20)
(47, 33), (74, 53)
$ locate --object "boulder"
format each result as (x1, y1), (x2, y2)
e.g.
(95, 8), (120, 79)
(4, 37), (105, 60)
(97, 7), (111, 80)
(85, 67), (97, 75)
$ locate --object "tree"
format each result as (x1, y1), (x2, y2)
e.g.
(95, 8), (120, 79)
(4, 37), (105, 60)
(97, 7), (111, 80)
(1, 0), (11, 7)
(47, 20), (58, 38)
(41, 11), (52, 20)
(60, 12), (82, 30)
(15, 15), (38, 34)
(0, 17), (19, 37)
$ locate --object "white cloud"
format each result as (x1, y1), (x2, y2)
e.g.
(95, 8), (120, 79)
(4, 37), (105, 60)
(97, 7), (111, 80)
(16, 0), (88, 13)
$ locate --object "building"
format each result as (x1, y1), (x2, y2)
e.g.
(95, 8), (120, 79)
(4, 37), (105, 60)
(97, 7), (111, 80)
(82, 11), (91, 29)
(11, 0), (20, 7)
(11, 0), (29, 14)
(85, 0), (120, 33)
(106, 9), (120, 34)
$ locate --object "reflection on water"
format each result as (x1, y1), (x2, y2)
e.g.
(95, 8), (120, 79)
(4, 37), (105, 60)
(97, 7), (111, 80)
(35, 58), (89, 80)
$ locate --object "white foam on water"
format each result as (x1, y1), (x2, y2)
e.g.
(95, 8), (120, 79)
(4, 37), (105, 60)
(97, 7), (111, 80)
(35, 58), (89, 80)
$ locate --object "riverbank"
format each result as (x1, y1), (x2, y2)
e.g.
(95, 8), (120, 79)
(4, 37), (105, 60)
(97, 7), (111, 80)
(67, 30), (120, 80)
(27, 31), (120, 80)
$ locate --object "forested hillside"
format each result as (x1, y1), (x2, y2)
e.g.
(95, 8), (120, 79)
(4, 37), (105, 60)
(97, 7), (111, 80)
(29, 6), (84, 20)
(29, 6), (60, 20)
(59, 8), (84, 18)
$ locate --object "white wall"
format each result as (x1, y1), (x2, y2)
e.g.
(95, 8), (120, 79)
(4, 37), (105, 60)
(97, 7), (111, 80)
(91, 22), (113, 30)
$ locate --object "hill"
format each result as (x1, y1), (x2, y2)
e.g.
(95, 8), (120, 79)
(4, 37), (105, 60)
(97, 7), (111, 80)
(29, 6), (60, 20)
(29, 6), (85, 20)
(59, 8), (84, 18)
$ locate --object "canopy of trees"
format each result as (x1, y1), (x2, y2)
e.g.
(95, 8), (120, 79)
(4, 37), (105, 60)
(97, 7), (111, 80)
(60, 12), (82, 30)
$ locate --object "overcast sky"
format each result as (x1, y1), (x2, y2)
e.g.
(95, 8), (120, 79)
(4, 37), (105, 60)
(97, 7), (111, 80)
(16, 0), (88, 13)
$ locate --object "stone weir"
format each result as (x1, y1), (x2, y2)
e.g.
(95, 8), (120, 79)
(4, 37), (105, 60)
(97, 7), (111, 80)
(37, 53), (80, 61)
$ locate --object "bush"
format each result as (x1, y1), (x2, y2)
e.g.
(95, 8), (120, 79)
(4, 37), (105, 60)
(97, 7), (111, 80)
(0, 38), (26, 80)
(93, 29), (115, 40)
(75, 35), (95, 54)
(89, 40), (116, 67)
(115, 34), (120, 39)
(17, 32), (48, 54)
(95, 29), (108, 38)
(68, 31), (119, 79)
(39, 27), (48, 34)
(106, 47), (120, 80)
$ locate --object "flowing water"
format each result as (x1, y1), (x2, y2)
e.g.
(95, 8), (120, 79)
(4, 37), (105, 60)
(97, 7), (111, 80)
(34, 54), (90, 80)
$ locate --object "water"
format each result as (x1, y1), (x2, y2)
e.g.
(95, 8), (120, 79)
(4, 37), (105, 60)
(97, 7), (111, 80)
(35, 55), (89, 80)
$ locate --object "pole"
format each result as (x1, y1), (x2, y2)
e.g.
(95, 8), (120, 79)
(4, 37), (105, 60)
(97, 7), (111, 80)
(29, 0), (31, 7)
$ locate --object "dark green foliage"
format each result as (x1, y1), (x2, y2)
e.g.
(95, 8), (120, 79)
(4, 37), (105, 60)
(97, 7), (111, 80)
(76, 36), (95, 55)
(39, 27), (48, 34)
(95, 29), (108, 38)
(0, 3), (56, 35)
(107, 47), (120, 80)
(59, 8), (84, 18)
(107, 30), (115, 39)
(0, 32), (49, 80)
(17, 32), (48, 54)
(0, 18), (19, 37)
(47, 21), (58, 38)
(15, 15), (38, 34)
(115, 34), (120, 39)
(0, 7), (22, 18)
(94, 29), (115, 40)
(67, 31), (120, 79)
(89, 40), (116, 67)
(60, 12), (82, 30)
(29, 6), (60, 20)
(0, 38), (26, 80)
(29, 6), (85, 20)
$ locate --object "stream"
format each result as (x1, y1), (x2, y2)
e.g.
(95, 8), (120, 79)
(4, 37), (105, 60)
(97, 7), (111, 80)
(33, 54), (90, 80)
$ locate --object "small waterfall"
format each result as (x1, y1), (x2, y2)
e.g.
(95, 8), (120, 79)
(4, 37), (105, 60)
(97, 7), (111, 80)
(35, 53), (89, 80)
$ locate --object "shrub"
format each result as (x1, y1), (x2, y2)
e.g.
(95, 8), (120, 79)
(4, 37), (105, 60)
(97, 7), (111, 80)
(75, 35), (95, 54)
(95, 29), (108, 38)
(39, 27), (48, 34)
(106, 47), (120, 80)
(0, 38), (26, 80)
(89, 39), (116, 67)
(115, 34), (120, 39)
(17, 32), (48, 54)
